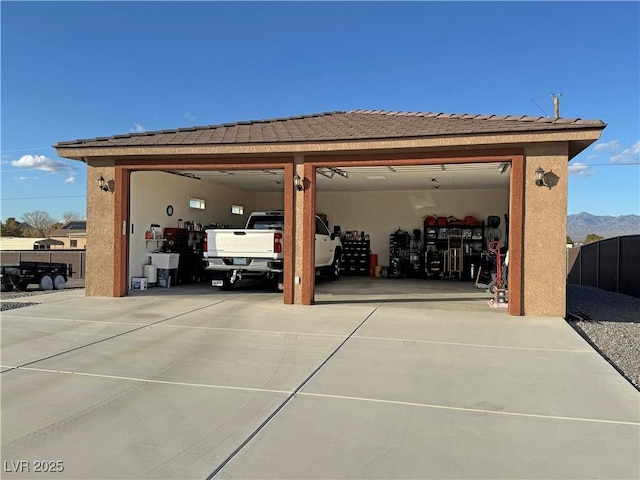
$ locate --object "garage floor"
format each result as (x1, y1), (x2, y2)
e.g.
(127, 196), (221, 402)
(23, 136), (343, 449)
(1, 279), (638, 479)
(131, 275), (501, 310)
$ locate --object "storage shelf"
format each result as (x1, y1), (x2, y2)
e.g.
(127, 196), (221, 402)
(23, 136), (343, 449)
(341, 239), (371, 276)
(423, 222), (485, 281)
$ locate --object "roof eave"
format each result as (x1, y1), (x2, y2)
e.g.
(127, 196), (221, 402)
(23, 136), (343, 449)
(55, 127), (607, 161)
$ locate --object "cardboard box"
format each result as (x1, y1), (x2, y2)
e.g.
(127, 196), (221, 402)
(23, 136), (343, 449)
(131, 277), (148, 290)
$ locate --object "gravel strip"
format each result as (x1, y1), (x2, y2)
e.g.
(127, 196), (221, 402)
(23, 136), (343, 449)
(1, 278), (85, 311)
(566, 284), (640, 391)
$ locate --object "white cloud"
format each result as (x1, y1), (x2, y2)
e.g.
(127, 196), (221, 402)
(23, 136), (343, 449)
(184, 112), (196, 122)
(610, 141), (640, 164)
(594, 140), (621, 152)
(12, 154), (75, 183)
(568, 162), (594, 177)
(132, 123), (146, 133)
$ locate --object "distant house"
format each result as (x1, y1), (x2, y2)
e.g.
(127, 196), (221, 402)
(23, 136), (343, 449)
(0, 237), (68, 250)
(0, 237), (48, 251)
(50, 221), (87, 249)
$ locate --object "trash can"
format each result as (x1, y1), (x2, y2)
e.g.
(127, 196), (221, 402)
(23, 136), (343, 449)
(157, 268), (171, 288)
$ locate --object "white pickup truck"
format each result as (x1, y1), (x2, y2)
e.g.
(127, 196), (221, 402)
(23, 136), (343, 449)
(203, 211), (342, 290)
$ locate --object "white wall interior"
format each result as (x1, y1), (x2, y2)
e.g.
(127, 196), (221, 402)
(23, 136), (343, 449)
(316, 189), (510, 266)
(256, 189), (510, 266)
(129, 171), (258, 287)
(254, 192), (284, 211)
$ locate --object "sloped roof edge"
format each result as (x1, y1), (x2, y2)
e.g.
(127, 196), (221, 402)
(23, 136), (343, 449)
(54, 109), (606, 149)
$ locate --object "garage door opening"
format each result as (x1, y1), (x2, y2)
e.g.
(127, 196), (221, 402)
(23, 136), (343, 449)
(127, 168), (286, 295)
(312, 162), (512, 306)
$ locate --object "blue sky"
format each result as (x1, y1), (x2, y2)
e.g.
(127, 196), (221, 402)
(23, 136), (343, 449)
(2, 1), (639, 222)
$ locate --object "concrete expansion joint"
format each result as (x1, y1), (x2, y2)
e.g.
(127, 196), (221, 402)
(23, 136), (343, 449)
(205, 307), (380, 479)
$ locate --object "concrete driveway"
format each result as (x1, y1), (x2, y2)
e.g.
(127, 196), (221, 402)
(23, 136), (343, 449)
(1, 278), (638, 479)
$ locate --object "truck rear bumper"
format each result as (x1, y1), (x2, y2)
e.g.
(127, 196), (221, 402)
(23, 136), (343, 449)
(204, 258), (283, 273)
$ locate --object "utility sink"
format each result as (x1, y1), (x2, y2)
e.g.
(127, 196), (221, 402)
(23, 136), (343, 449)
(150, 253), (180, 269)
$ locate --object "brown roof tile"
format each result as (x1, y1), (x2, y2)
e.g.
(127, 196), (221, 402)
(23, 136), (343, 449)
(54, 109), (606, 149)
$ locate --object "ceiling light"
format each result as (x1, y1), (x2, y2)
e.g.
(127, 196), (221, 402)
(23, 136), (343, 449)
(366, 175), (386, 180)
(317, 167), (349, 179)
(317, 168), (334, 179)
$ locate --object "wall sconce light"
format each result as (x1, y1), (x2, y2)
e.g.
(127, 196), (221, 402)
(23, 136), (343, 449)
(294, 173), (304, 191)
(98, 176), (110, 191)
(535, 166), (546, 187)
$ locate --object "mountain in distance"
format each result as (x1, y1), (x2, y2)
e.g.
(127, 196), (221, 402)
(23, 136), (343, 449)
(567, 212), (639, 242)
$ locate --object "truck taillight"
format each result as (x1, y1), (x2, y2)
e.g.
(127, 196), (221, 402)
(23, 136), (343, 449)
(203, 233), (208, 253)
(274, 232), (282, 254)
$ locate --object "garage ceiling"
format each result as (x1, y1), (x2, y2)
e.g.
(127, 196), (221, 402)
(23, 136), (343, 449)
(170, 162), (511, 193)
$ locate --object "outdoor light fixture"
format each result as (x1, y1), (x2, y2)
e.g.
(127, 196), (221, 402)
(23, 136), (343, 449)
(294, 173), (304, 191)
(98, 176), (109, 192)
(535, 166), (546, 187)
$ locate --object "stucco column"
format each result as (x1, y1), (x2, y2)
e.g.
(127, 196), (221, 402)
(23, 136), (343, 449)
(85, 161), (117, 296)
(522, 143), (569, 316)
(292, 157), (316, 304)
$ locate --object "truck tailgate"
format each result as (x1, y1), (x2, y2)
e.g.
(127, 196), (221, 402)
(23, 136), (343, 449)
(206, 229), (280, 258)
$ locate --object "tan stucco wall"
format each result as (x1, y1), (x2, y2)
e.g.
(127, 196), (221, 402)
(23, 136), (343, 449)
(522, 143), (569, 316)
(86, 161), (116, 296)
(293, 158), (306, 303)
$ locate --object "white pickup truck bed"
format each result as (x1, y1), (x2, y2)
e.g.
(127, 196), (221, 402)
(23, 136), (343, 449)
(203, 211), (341, 290)
(206, 229), (282, 258)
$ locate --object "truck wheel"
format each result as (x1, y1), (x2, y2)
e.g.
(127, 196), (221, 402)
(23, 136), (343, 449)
(329, 252), (341, 280)
(1, 284), (14, 292)
(39, 274), (54, 291)
(53, 275), (66, 290)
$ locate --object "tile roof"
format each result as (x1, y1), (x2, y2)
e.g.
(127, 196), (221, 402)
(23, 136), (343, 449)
(55, 109), (606, 148)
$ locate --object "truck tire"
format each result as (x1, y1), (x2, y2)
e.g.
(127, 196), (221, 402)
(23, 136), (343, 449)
(53, 275), (66, 290)
(39, 274), (54, 291)
(329, 251), (342, 280)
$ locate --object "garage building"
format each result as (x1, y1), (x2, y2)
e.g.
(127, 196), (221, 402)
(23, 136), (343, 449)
(54, 109), (606, 316)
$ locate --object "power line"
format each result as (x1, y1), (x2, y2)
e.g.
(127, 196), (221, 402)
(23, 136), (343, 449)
(1, 147), (53, 153)
(570, 162), (639, 166)
(1, 195), (87, 200)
